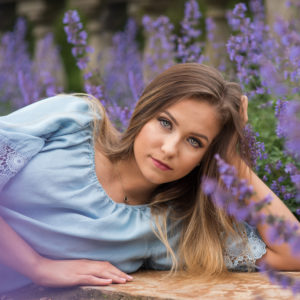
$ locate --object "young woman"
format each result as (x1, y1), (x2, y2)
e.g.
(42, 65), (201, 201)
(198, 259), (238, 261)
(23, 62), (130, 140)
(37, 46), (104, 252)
(0, 63), (299, 293)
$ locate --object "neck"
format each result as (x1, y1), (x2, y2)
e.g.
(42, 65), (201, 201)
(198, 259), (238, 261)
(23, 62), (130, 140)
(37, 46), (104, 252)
(115, 157), (158, 205)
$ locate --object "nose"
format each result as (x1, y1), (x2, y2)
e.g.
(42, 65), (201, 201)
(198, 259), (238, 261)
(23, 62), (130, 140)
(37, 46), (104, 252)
(161, 134), (179, 158)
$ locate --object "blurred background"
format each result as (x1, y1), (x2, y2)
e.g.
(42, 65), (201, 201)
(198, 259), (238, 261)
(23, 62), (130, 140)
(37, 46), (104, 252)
(0, 0), (298, 94)
(0, 0), (300, 223)
(1, 2), (300, 293)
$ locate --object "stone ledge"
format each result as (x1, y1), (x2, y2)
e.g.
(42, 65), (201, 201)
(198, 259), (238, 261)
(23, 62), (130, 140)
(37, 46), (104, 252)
(2, 271), (300, 300)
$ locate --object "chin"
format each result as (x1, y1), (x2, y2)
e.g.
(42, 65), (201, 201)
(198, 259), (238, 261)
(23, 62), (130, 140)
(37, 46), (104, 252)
(142, 170), (173, 185)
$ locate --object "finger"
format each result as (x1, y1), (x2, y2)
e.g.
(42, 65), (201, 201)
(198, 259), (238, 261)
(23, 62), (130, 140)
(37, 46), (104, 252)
(96, 270), (131, 283)
(111, 270), (133, 281)
(79, 275), (112, 286)
(241, 95), (248, 123)
(101, 262), (133, 281)
(106, 273), (128, 284)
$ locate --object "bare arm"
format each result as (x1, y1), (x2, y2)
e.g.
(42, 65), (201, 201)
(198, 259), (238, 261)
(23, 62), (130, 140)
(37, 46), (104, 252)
(242, 165), (300, 270)
(0, 216), (42, 279)
(0, 216), (132, 287)
(237, 95), (300, 270)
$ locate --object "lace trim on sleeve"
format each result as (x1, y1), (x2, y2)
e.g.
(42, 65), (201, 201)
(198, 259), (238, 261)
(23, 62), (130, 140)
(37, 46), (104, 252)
(224, 224), (267, 272)
(0, 135), (28, 190)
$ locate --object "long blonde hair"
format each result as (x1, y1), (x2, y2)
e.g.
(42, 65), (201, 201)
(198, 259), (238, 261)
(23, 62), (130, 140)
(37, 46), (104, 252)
(85, 63), (251, 276)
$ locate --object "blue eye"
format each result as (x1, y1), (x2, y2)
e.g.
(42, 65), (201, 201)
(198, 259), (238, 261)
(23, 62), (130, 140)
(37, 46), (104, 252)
(187, 137), (202, 148)
(158, 117), (172, 129)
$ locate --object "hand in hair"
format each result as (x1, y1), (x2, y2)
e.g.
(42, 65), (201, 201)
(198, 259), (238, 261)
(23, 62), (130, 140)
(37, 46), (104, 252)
(241, 165), (300, 270)
(240, 95), (248, 124)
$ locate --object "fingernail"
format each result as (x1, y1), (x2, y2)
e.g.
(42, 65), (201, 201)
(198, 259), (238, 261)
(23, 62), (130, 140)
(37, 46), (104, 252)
(127, 275), (133, 280)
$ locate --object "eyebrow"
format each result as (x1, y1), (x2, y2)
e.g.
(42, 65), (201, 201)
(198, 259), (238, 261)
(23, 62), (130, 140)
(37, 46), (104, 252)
(162, 110), (209, 142)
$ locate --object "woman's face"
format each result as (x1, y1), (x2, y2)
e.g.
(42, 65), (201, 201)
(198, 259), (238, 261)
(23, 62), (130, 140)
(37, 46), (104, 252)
(133, 98), (221, 185)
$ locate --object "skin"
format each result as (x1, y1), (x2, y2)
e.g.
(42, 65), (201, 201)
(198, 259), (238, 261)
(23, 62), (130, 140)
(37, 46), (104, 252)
(234, 96), (300, 269)
(1, 97), (221, 287)
(0, 96), (299, 289)
(95, 98), (221, 206)
(242, 166), (300, 270)
(116, 98), (221, 204)
(133, 98), (220, 184)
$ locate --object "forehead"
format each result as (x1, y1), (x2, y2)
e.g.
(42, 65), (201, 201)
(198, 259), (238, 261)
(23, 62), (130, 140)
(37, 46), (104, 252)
(162, 98), (221, 141)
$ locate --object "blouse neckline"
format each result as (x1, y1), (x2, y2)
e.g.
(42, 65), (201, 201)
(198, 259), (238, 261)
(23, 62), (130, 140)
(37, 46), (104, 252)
(88, 135), (151, 211)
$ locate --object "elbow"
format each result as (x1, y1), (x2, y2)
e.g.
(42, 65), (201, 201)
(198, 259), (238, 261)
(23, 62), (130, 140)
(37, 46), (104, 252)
(256, 248), (300, 271)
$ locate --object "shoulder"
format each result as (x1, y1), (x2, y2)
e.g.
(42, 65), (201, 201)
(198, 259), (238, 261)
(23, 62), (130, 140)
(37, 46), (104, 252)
(4, 94), (91, 121)
(0, 94), (102, 139)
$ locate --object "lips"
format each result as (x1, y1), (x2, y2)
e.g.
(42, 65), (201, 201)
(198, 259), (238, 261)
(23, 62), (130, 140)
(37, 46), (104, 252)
(151, 157), (172, 171)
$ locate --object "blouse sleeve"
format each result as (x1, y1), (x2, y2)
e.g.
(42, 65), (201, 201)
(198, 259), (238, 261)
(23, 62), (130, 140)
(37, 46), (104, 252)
(224, 222), (267, 271)
(146, 221), (266, 272)
(0, 94), (94, 191)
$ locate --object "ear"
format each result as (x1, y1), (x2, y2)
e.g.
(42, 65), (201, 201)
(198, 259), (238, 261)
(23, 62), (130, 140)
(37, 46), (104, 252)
(240, 95), (248, 124)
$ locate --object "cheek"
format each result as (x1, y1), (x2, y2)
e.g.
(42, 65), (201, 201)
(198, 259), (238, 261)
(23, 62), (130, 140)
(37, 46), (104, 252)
(175, 151), (203, 177)
(184, 156), (201, 171)
(134, 122), (160, 149)
(134, 125), (153, 158)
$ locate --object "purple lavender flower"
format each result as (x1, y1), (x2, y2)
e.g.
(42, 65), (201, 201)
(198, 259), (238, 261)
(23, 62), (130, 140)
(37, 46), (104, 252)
(275, 161), (283, 170)
(103, 18), (144, 130)
(205, 17), (215, 42)
(260, 61), (288, 97)
(226, 0), (292, 99)
(203, 154), (269, 225)
(259, 262), (300, 295)
(232, 3), (247, 18)
(286, 0), (300, 9)
(0, 19), (62, 110)
(203, 154), (300, 257)
(241, 124), (266, 168)
(0, 18), (32, 108)
(63, 10), (91, 71)
(63, 9), (107, 117)
(17, 71), (38, 106)
(33, 33), (63, 97)
(84, 83), (103, 101)
(63, 10), (80, 24)
(205, 154), (300, 297)
(249, 0), (265, 22)
(278, 101), (300, 159)
(285, 163), (298, 175)
(268, 17), (300, 96)
(176, 0), (205, 63)
(274, 99), (288, 138)
(142, 15), (175, 81)
(226, 3), (263, 97)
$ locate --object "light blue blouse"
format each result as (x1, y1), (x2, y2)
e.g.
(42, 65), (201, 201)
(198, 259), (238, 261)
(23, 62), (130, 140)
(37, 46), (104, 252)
(0, 95), (266, 293)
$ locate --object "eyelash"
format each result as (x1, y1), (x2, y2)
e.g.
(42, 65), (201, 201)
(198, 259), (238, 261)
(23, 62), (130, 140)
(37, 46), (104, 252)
(157, 117), (203, 148)
(187, 137), (203, 148)
(158, 117), (172, 129)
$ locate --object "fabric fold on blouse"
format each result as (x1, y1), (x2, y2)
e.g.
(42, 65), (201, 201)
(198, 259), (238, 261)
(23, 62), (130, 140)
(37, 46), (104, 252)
(0, 94), (266, 293)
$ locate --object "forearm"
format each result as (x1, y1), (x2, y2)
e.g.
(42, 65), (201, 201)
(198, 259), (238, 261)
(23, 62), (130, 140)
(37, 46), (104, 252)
(257, 247), (300, 271)
(0, 216), (42, 279)
(241, 165), (300, 267)
(0, 218), (131, 287)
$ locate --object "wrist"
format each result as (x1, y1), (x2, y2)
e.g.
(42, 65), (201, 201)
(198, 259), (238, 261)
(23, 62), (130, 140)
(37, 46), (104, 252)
(26, 254), (49, 284)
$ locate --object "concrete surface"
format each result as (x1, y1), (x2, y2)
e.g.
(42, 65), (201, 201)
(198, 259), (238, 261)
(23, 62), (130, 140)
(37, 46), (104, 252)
(1, 270), (300, 300)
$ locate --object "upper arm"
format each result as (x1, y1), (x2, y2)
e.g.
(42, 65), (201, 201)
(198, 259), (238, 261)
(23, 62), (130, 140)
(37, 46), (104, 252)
(245, 167), (298, 224)
(241, 163), (300, 270)
(0, 94), (93, 192)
